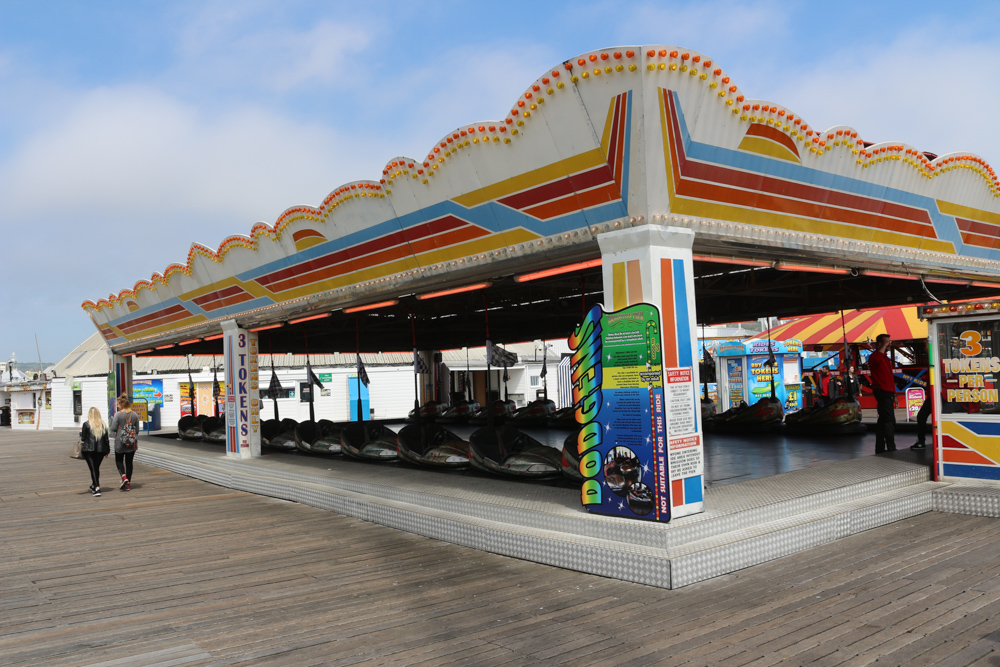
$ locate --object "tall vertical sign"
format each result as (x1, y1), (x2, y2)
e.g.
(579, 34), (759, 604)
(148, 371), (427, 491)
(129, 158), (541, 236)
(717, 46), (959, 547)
(222, 321), (260, 458)
(570, 303), (668, 520)
(569, 224), (704, 521)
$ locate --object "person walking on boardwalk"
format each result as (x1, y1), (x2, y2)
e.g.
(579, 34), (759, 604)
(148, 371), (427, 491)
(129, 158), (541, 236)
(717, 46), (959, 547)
(868, 333), (898, 453)
(80, 407), (110, 496)
(109, 395), (140, 491)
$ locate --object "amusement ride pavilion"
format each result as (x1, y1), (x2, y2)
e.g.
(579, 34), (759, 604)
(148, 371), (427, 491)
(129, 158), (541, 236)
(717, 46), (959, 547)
(80, 45), (1000, 587)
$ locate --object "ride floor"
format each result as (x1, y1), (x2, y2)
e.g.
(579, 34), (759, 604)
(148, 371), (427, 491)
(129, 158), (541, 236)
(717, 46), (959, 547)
(137, 425), (993, 589)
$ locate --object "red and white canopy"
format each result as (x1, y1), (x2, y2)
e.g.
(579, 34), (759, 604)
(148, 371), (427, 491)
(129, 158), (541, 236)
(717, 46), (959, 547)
(749, 306), (926, 347)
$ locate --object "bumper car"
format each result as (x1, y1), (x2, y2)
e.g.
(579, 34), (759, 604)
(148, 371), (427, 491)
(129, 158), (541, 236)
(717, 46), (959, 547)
(177, 414), (205, 441)
(560, 430), (584, 482)
(295, 420), (345, 455)
(396, 422), (470, 468)
(627, 483), (655, 516)
(547, 406), (577, 429)
(341, 423), (399, 461)
(468, 399), (517, 425)
(510, 399), (557, 427)
(406, 400), (448, 423)
(701, 398), (717, 422)
(468, 425), (563, 479)
(260, 419), (281, 449)
(200, 416), (226, 443)
(437, 399), (481, 424)
(265, 418), (299, 451)
(297, 419), (344, 455)
(784, 397), (864, 434)
(705, 397), (783, 432)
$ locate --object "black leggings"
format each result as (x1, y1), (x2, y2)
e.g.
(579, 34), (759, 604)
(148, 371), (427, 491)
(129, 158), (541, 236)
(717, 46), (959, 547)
(84, 452), (104, 488)
(115, 451), (135, 481)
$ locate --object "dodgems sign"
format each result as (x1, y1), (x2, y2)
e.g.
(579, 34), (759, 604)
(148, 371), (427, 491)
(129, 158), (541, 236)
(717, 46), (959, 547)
(568, 303), (704, 522)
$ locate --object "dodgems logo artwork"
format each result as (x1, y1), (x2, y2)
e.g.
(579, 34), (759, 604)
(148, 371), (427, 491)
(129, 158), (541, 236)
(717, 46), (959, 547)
(568, 303), (670, 521)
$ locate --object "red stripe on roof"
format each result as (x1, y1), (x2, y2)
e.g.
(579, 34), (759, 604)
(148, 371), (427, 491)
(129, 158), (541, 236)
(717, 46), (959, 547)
(256, 216), (471, 288)
(192, 284), (249, 308)
(117, 308), (192, 334)
(116, 304), (188, 331)
(292, 229), (326, 242)
(497, 166), (612, 211)
(956, 218), (1000, 238)
(745, 123), (800, 158)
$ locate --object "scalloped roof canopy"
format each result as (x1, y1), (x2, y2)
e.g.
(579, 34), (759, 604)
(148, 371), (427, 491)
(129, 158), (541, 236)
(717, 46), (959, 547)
(83, 45), (1000, 354)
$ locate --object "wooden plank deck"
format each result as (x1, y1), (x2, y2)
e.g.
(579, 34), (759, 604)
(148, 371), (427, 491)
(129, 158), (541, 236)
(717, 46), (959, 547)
(2, 428), (999, 666)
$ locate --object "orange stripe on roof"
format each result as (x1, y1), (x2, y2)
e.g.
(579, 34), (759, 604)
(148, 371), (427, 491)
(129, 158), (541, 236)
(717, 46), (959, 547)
(961, 232), (1000, 249)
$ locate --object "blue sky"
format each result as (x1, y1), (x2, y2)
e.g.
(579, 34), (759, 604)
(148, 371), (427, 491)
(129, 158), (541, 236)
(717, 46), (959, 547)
(2, 0), (999, 365)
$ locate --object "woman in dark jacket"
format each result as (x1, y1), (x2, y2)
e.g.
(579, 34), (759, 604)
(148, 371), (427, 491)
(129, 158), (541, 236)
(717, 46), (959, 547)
(109, 394), (140, 491)
(80, 407), (110, 496)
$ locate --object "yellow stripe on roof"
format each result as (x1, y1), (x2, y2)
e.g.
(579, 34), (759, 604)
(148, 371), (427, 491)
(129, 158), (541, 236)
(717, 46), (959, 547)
(937, 200), (1000, 226)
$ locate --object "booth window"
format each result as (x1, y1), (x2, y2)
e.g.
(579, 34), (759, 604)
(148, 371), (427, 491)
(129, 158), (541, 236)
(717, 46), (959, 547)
(936, 319), (1000, 415)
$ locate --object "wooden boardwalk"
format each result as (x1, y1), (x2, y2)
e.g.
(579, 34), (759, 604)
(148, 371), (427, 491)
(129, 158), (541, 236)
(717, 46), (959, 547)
(2, 429), (1000, 666)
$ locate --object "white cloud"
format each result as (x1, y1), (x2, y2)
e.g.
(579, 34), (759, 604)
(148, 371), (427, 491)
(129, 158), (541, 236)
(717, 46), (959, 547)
(765, 34), (1000, 165)
(382, 43), (561, 157)
(0, 84), (379, 235)
(174, 7), (374, 93)
(619, 0), (792, 52)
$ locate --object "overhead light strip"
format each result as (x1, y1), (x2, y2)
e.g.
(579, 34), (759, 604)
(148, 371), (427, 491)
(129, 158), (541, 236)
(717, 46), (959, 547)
(288, 313), (332, 325)
(924, 277), (969, 285)
(860, 270), (919, 280)
(774, 263), (850, 275)
(693, 255), (772, 268)
(203, 333), (224, 341)
(514, 258), (602, 283)
(344, 299), (399, 314)
(250, 323), (284, 332)
(416, 282), (492, 300)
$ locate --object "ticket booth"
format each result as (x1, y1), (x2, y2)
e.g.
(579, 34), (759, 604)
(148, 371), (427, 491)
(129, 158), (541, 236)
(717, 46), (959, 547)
(922, 300), (1000, 482)
(714, 338), (804, 413)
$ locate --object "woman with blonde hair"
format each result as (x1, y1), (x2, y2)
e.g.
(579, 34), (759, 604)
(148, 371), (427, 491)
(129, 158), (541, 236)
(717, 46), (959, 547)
(109, 394), (140, 491)
(80, 407), (110, 496)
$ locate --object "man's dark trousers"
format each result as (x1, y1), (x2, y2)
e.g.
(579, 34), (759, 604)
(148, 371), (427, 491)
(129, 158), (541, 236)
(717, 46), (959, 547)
(874, 388), (896, 452)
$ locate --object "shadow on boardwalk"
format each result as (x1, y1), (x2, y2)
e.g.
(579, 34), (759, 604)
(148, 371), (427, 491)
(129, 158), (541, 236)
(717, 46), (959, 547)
(2, 429), (999, 666)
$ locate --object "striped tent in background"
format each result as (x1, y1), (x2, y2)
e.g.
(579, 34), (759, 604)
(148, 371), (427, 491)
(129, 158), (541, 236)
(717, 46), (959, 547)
(747, 306), (927, 349)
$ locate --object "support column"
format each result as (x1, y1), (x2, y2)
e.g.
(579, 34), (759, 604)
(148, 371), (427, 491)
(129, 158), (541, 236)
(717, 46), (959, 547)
(597, 224), (704, 520)
(221, 321), (260, 458)
(108, 351), (132, 419)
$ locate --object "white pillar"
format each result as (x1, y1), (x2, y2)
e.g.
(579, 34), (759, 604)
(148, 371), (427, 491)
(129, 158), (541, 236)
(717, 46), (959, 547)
(593, 224), (704, 520)
(221, 321), (261, 458)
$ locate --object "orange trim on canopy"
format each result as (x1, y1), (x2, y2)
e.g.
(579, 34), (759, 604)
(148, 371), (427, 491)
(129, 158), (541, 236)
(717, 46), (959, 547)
(749, 305), (927, 346)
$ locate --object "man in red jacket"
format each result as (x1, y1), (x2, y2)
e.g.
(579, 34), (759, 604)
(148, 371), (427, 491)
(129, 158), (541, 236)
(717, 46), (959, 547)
(868, 333), (897, 453)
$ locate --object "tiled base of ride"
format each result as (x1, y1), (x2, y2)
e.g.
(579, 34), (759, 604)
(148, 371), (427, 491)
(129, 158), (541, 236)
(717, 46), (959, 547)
(133, 436), (1000, 589)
